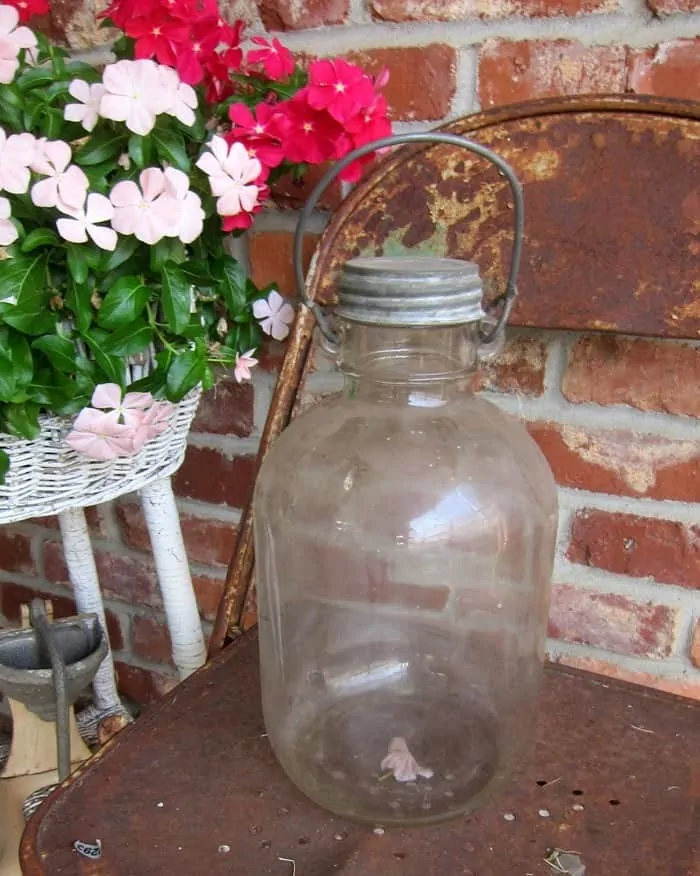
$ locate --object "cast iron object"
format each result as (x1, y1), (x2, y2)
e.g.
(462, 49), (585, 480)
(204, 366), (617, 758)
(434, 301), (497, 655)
(21, 633), (700, 875)
(0, 610), (107, 724)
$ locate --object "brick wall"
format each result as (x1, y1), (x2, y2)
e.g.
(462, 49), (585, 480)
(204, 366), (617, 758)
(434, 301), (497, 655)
(1, 0), (699, 705)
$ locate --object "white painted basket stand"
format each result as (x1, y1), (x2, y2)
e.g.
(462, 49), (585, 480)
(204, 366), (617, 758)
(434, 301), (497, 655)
(0, 388), (207, 723)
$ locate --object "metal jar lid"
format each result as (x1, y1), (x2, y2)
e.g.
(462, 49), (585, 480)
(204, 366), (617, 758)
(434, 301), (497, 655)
(336, 256), (484, 328)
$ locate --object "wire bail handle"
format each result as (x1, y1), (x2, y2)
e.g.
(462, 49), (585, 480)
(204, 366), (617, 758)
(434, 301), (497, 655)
(293, 131), (524, 348)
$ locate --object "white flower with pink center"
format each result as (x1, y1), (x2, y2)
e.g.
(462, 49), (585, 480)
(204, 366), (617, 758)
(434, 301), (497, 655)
(56, 191), (117, 251)
(0, 195), (17, 246)
(30, 139), (89, 210)
(196, 137), (262, 218)
(109, 168), (173, 245)
(0, 5), (36, 85)
(160, 167), (204, 244)
(0, 127), (35, 194)
(159, 65), (198, 128)
(64, 79), (106, 132)
(253, 289), (294, 342)
(99, 59), (171, 136)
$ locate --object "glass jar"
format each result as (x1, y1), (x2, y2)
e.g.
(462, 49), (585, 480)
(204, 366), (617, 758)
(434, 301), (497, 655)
(254, 257), (558, 826)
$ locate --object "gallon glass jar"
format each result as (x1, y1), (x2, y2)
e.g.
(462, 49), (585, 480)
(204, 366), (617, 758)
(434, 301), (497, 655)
(254, 255), (558, 826)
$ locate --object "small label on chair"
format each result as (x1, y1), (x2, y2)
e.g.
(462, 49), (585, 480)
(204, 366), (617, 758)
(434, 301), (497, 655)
(74, 840), (102, 859)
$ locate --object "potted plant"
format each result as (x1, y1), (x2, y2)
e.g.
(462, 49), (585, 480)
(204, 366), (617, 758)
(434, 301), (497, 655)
(0, 0), (391, 519)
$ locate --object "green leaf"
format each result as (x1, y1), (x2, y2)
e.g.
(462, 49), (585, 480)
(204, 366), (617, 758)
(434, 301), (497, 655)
(161, 262), (192, 333)
(74, 129), (128, 166)
(17, 67), (56, 92)
(201, 363), (215, 392)
(220, 259), (247, 315)
(20, 228), (59, 253)
(83, 330), (125, 385)
(8, 333), (33, 391)
(178, 260), (215, 287)
(1, 307), (57, 336)
(166, 349), (205, 400)
(0, 449), (9, 484)
(97, 276), (149, 330)
(1, 402), (41, 440)
(66, 245), (89, 285)
(152, 127), (191, 172)
(149, 237), (185, 272)
(64, 61), (102, 81)
(100, 234), (140, 273)
(32, 335), (77, 373)
(65, 280), (93, 333)
(40, 107), (65, 139)
(128, 134), (153, 168)
(101, 319), (153, 357)
(0, 253), (49, 311)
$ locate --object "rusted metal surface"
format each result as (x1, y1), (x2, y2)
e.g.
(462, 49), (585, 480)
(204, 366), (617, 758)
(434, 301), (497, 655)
(312, 95), (700, 340)
(208, 96), (700, 645)
(21, 632), (700, 875)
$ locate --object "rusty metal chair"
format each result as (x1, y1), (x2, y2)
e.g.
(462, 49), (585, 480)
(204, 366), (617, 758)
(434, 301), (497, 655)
(19, 95), (700, 876)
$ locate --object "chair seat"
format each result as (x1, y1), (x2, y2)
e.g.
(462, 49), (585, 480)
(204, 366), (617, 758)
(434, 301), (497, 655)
(20, 633), (700, 875)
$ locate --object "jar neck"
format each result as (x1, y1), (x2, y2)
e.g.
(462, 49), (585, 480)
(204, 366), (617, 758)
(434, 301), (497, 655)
(337, 322), (479, 404)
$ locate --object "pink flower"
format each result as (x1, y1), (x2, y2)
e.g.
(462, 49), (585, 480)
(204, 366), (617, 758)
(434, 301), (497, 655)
(307, 59), (375, 124)
(253, 289), (294, 342)
(0, 195), (17, 246)
(160, 167), (204, 244)
(64, 79), (106, 132)
(246, 36), (294, 81)
(234, 348), (257, 383)
(91, 383), (152, 426)
(131, 400), (174, 451)
(0, 127), (35, 194)
(66, 408), (135, 461)
(196, 136), (264, 219)
(275, 93), (342, 165)
(380, 737), (433, 783)
(159, 65), (198, 128)
(56, 191), (117, 251)
(30, 138), (89, 210)
(0, 4), (36, 85)
(99, 59), (171, 136)
(109, 168), (172, 245)
(227, 102), (288, 168)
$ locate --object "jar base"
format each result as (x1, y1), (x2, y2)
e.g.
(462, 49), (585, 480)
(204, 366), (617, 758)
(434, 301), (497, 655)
(270, 687), (510, 826)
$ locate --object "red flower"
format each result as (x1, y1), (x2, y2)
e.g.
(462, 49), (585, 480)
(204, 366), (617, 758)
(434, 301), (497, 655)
(124, 14), (189, 66)
(227, 102), (289, 168)
(339, 94), (392, 182)
(200, 20), (244, 103)
(5, 0), (48, 22)
(276, 92), (343, 165)
(307, 58), (375, 124)
(246, 37), (295, 81)
(175, 16), (221, 84)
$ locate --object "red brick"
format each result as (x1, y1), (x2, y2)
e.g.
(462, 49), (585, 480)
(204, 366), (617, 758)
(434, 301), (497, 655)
(479, 40), (627, 108)
(563, 335), (700, 418)
(192, 574), (226, 623)
(371, 0), (617, 20)
(0, 530), (34, 573)
(0, 580), (124, 650)
(173, 447), (258, 509)
(345, 45), (457, 121)
(192, 377), (254, 437)
(646, 0), (698, 11)
(549, 652), (700, 701)
(249, 230), (319, 298)
(568, 509), (700, 590)
(115, 661), (176, 706)
(528, 421), (700, 502)
(690, 620), (700, 670)
(549, 583), (677, 658)
(477, 334), (548, 396)
(116, 502), (238, 568)
(44, 541), (163, 609)
(258, 0), (349, 30)
(628, 39), (700, 102)
(132, 614), (174, 666)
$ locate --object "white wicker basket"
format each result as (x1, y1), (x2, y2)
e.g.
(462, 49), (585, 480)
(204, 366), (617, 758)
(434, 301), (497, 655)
(0, 389), (201, 524)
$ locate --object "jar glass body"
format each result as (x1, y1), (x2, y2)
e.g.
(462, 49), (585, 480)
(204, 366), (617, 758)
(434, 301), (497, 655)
(254, 322), (558, 825)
